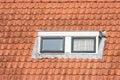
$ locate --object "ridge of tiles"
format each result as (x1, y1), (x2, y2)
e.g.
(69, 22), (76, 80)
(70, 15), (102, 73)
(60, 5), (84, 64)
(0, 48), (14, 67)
(0, 1), (120, 80)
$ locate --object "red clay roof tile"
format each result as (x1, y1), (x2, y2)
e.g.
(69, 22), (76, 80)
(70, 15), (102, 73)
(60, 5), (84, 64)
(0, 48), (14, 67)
(36, 68), (43, 74)
(17, 62), (25, 68)
(72, 69), (79, 75)
(0, 0), (120, 80)
(67, 69), (72, 74)
(54, 69), (60, 74)
(24, 62), (31, 68)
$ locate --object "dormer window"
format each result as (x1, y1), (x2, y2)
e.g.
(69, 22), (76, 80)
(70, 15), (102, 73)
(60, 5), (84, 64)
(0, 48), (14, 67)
(32, 31), (106, 59)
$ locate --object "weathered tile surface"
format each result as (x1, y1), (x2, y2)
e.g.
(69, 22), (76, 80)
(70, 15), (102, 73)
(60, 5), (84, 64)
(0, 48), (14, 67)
(0, 0), (120, 80)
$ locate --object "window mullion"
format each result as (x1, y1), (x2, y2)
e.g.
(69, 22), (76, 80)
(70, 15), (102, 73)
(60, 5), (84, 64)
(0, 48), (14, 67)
(65, 37), (71, 53)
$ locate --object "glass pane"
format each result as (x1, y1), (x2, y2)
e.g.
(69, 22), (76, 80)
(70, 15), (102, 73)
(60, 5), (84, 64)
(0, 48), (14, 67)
(73, 38), (95, 52)
(41, 38), (64, 52)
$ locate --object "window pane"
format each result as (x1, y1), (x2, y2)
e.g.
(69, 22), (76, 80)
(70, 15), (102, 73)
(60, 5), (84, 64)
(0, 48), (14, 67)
(41, 38), (64, 52)
(72, 38), (95, 53)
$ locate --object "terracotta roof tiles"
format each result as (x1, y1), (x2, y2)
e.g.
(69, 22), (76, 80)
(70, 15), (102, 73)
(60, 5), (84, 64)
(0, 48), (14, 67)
(0, 0), (120, 80)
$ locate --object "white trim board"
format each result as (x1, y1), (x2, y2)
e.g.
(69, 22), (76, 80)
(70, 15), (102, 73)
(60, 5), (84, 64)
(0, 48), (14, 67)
(38, 31), (99, 37)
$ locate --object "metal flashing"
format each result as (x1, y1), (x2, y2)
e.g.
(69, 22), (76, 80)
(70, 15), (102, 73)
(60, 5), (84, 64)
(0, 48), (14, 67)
(98, 31), (106, 59)
(32, 37), (39, 58)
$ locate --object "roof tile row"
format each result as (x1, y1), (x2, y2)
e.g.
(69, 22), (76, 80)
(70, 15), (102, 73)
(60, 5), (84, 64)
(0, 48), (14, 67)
(0, 26), (120, 32)
(1, 8), (120, 14)
(1, 14), (120, 20)
(0, 50), (32, 56)
(0, 26), (37, 32)
(0, 0), (120, 3)
(1, 3), (120, 9)
(1, 20), (120, 26)
(0, 44), (34, 50)
(0, 32), (37, 38)
(0, 68), (120, 75)
(0, 75), (119, 80)
(0, 61), (119, 69)
(0, 38), (35, 44)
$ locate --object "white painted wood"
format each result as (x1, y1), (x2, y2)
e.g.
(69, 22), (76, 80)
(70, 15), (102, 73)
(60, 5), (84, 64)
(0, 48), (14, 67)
(65, 37), (71, 53)
(38, 31), (99, 37)
(96, 36), (99, 54)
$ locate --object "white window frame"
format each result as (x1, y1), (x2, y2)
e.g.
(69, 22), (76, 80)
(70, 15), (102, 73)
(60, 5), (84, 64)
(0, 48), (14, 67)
(38, 31), (99, 54)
